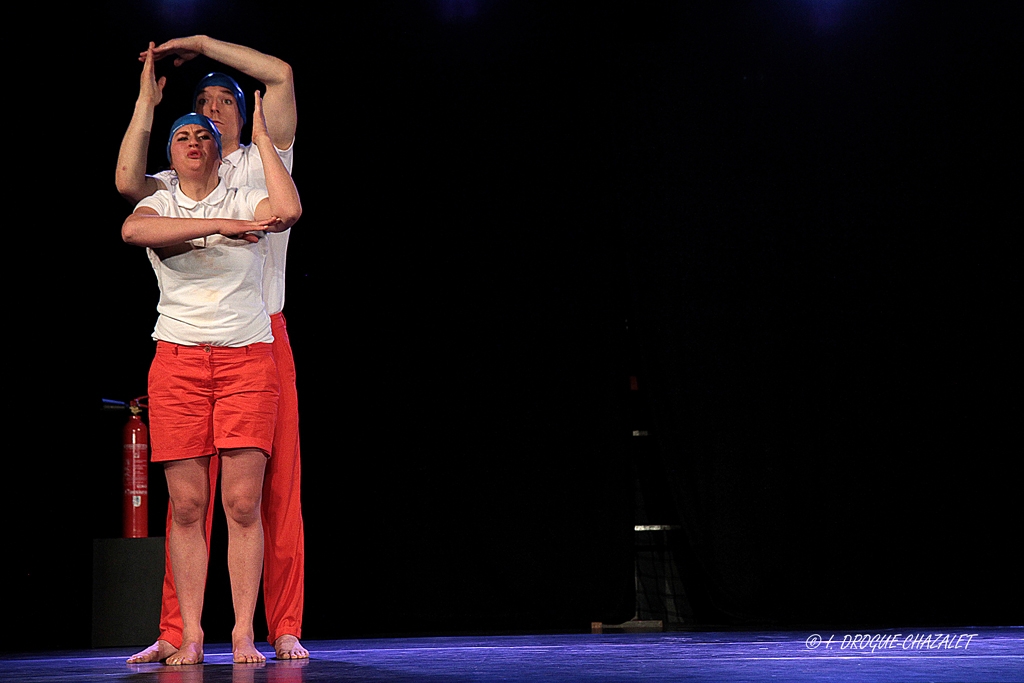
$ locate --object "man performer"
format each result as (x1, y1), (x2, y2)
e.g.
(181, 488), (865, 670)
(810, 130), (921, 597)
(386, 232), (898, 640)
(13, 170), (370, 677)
(116, 35), (307, 662)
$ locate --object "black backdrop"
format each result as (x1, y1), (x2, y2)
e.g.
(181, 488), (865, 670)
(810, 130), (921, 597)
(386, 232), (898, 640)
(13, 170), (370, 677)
(5, 0), (1019, 651)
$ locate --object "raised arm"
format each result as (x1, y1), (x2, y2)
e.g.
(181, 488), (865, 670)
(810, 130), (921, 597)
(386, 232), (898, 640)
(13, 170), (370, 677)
(115, 43), (168, 204)
(251, 91), (302, 230)
(147, 35), (297, 150)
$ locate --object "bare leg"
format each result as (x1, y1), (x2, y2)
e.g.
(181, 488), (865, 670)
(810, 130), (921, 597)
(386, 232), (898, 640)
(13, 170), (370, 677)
(220, 447), (269, 664)
(127, 457), (218, 665)
(274, 634), (309, 659)
(163, 457), (212, 666)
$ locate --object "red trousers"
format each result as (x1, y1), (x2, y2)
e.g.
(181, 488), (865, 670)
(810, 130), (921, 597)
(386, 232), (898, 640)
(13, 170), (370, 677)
(157, 312), (305, 646)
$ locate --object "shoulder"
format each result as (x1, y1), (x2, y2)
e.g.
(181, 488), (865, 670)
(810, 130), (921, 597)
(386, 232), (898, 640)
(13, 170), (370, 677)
(136, 189), (174, 214)
(244, 140), (295, 172)
(239, 185), (270, 212)
(152, 169), (176, 191)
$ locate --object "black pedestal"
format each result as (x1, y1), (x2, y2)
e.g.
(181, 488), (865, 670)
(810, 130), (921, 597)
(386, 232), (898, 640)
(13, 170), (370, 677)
(91, 537), (165, 647)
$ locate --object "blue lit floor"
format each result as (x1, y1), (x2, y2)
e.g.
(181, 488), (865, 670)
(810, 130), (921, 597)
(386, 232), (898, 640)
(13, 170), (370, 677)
(1, 628), (1022, 683)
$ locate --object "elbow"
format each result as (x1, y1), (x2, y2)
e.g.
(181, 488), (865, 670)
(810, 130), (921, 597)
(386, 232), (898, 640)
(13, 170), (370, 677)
(274, 61), (294, 88)
(287, 198), (303, 227)
(263, 59), (293, 89)
(118, 189), (142, 206)
(269, 195), (302, 230)
(280, 205), (302, 230)
(115, 174), (145, 206)
(114, 175), (133, 203)
(121, 216), (142, 245)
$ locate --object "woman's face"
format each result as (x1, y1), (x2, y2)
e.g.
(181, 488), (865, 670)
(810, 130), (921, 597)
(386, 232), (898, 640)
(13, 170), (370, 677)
(169, 124), (221, 178)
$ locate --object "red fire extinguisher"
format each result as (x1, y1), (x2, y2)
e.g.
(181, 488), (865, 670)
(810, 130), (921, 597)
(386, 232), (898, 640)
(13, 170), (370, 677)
(123, 397), (149, 538)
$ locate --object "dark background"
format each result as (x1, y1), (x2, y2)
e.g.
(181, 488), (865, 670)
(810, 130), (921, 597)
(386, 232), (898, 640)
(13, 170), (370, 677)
(6, 0), (1018, 651)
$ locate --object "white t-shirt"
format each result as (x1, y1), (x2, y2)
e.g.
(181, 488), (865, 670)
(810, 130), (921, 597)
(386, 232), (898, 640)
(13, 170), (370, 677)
(138, 180), (272, 346)
(155, 141), (295, 315)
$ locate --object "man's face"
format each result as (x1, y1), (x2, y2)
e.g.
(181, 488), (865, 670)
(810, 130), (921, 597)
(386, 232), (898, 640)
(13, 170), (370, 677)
(195, 86), (242, 145)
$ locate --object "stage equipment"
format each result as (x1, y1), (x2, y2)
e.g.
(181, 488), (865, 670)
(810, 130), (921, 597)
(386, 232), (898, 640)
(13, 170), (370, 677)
(122, 397), (149, 538)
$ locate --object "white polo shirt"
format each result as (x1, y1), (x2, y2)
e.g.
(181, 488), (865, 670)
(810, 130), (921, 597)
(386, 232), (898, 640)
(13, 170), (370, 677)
(138, 180), (272, 346)
(156, 141), (295, 316)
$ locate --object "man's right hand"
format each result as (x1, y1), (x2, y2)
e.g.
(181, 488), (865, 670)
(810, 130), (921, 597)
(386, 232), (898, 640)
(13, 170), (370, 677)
(142, 35), (207, 68)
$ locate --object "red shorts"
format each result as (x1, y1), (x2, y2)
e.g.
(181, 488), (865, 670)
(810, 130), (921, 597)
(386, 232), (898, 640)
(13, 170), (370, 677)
(147, 341), (280, 462)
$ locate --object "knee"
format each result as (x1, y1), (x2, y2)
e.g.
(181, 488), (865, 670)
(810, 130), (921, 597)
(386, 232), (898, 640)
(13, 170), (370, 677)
(170, 494), (208, 527)
(223, 490), (263, 527)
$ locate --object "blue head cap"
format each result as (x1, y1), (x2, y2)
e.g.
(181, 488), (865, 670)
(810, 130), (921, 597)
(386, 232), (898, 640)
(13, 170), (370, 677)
(193, 72), (247, 126)
(166, 113), (223, 164)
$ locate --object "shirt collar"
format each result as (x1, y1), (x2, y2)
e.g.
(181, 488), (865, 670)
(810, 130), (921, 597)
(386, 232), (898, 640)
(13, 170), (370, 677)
(171, 178), (228, 209)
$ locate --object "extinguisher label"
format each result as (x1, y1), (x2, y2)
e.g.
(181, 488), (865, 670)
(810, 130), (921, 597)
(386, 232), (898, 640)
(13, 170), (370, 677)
(123, 443), (149, 493)
(133, 495), (143, 507)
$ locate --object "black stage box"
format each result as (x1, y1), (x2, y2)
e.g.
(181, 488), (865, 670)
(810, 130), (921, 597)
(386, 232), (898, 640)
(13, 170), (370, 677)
(91, 537), (164, 647)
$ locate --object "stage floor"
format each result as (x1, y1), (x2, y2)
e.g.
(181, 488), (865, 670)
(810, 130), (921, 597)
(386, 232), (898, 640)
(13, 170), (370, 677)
(1, 627), (1021, 682)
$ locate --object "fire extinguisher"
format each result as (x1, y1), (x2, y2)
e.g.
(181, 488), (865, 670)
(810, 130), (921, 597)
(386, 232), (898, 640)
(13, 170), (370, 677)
(123, 397), (149, 538)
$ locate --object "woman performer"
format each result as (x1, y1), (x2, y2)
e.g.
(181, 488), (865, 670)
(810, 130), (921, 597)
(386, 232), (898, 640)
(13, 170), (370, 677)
(121, 92), (301, 665)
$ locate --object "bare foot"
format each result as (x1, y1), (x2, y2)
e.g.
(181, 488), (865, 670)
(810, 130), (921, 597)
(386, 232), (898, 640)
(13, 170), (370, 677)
(165, 640), (204, 666)
(126, 639), (177, 664)
(274, 634), (309, 660)
(233, 634), (267, 664)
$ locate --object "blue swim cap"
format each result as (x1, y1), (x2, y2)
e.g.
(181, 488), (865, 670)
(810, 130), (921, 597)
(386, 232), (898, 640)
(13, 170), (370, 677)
(193, 72), (247, 126)
(166, 113), (223, 163)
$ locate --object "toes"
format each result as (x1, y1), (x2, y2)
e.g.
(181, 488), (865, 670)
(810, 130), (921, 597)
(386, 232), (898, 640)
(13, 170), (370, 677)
(234, 652), (266, 664)
(164, 645), (203, 666)
(126, 645), (162, 664)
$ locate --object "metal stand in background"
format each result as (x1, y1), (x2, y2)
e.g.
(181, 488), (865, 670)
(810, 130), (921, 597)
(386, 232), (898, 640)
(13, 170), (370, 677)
(633, 522), (692, 626)
(592, 521), (693, 633)
(592, 358), (693, 634)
